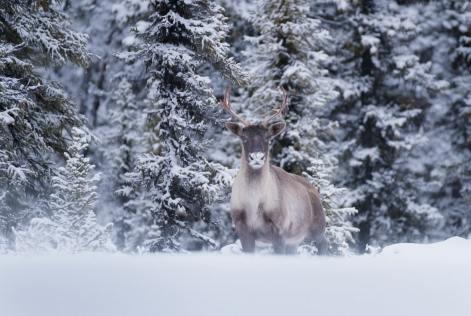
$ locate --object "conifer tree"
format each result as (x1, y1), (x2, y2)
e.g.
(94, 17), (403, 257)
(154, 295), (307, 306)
(242, 0), (358, 254)
(409, 1), (471, 240)
(14, 128), (116, 254)
(0, 0), (91, 249)
(315, 0), (447, 251)
(117, 0), (248, 252)
(99, 77), (152, 252)
(48, 0), (153, 252)
(52, 0), (144, 127)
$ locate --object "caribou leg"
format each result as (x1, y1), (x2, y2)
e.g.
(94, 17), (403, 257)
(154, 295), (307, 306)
(285, 244), (298, 255)
(239, 232), (255, 253)
(272, 236), (286, 254)
(315, 235), (328, 256)
(233, 210), (255, 253)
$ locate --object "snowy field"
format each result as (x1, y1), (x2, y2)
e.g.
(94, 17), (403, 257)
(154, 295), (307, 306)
(1, 237), (470, 316)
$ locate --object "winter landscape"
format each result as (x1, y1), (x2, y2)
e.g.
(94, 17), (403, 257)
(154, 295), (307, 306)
(1, 237), (471, 316)
(1, 0), (471, 314)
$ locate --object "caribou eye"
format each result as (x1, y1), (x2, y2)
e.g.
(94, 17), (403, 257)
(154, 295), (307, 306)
(241, 136), (247, 142)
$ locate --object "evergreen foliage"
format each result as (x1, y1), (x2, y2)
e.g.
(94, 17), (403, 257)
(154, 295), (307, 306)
(99, 77), (152, 252)
(316, 0), (447, 251)
(117, 0), (249, 252)
(3, 0), (471, 256)
(14, 128), (116, 254)
(410, 1), (471, 240)
(53, 0), (144, 127)
(0, 0), (91, 250)
(53, 0), (153, 253)
(243, 0), (358, 254)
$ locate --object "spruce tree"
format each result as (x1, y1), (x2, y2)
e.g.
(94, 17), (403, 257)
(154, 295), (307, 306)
(14, 128), (116, 254)
(52, 0), (153, 252)
(117, 0), (248, 252)
(0, 0), (91, 250)
(51, 0), (144, 127)
(99, 77), (152, 252)
(315, 0), (447, 251)
(410, 1), (471, 240)
(242, 0), (358, 255)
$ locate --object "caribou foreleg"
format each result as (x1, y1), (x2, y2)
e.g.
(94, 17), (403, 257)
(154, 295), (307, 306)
(285, 244), (298, 255)
(272, 235), (286, 254)
(233, 210), (255, 253)
(239, 232), (255, 253)
(315, 234), (328, 256)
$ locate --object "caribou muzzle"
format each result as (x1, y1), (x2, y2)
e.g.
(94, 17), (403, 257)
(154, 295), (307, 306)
(248, 152), (265, 169)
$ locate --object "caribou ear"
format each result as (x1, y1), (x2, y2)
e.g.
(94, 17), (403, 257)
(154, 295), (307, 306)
(268, 122), (285, 138)
(226, 122), (243, 136)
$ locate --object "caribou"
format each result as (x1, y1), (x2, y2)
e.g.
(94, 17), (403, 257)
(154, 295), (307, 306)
(221, 85), (327, 255)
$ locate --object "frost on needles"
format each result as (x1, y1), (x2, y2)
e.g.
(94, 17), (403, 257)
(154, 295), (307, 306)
(14, 128), (116, 254)
(316, 0), (449, 251)
(0, 0), (92, 251)
(116, 0), (249, 253)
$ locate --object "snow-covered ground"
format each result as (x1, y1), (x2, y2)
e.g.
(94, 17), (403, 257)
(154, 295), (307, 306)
(1, 237), (470, 316)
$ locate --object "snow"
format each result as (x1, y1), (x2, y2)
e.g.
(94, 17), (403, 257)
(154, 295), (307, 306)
(352, 147), (380, 164)
(361, 35), (380, 54)
(0, 108), (19, 125)
(1, 237), (470, 316)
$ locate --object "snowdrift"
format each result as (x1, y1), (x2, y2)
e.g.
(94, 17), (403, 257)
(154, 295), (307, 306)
(1, 237), (470, 316)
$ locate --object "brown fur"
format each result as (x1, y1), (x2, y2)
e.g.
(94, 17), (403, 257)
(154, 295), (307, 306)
(226, 122), (327, 255)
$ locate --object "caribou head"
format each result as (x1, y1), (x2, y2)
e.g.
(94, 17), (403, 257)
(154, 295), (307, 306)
(222, 85), (288, 170)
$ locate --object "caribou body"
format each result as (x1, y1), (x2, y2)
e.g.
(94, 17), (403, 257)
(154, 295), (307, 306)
(221, 86), (327, 255)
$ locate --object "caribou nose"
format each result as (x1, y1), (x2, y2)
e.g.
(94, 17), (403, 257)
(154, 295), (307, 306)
(249, 152), (265, 161)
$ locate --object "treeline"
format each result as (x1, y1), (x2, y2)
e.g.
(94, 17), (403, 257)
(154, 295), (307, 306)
(1, 0), (469, 255)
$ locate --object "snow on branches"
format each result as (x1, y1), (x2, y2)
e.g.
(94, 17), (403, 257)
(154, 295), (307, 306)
(0, 0), (92, 249)
(14, 128), (116, 254)
(117, 0), (248, 252)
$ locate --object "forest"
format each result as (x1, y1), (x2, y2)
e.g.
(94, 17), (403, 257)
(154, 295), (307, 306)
(1, 0), (470, 256)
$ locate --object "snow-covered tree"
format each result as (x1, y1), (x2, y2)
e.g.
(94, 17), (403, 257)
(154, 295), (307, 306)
(315, 0), (447, 251)
(242, 0), (358, 255)
(44, 0), (154, 252)
(117, 0), (249, 252)
(14, 128), (116, 254)
(98, 77), (152, 252)
(48, 0), (149, 128)
(102, 78), (143, 183)
(0, 0), (91, 250)
(408, 1), (471, 241)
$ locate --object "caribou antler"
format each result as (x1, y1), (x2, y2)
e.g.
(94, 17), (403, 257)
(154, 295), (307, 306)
(220, 86), (250, 127)
(261, 85), (289, 127)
